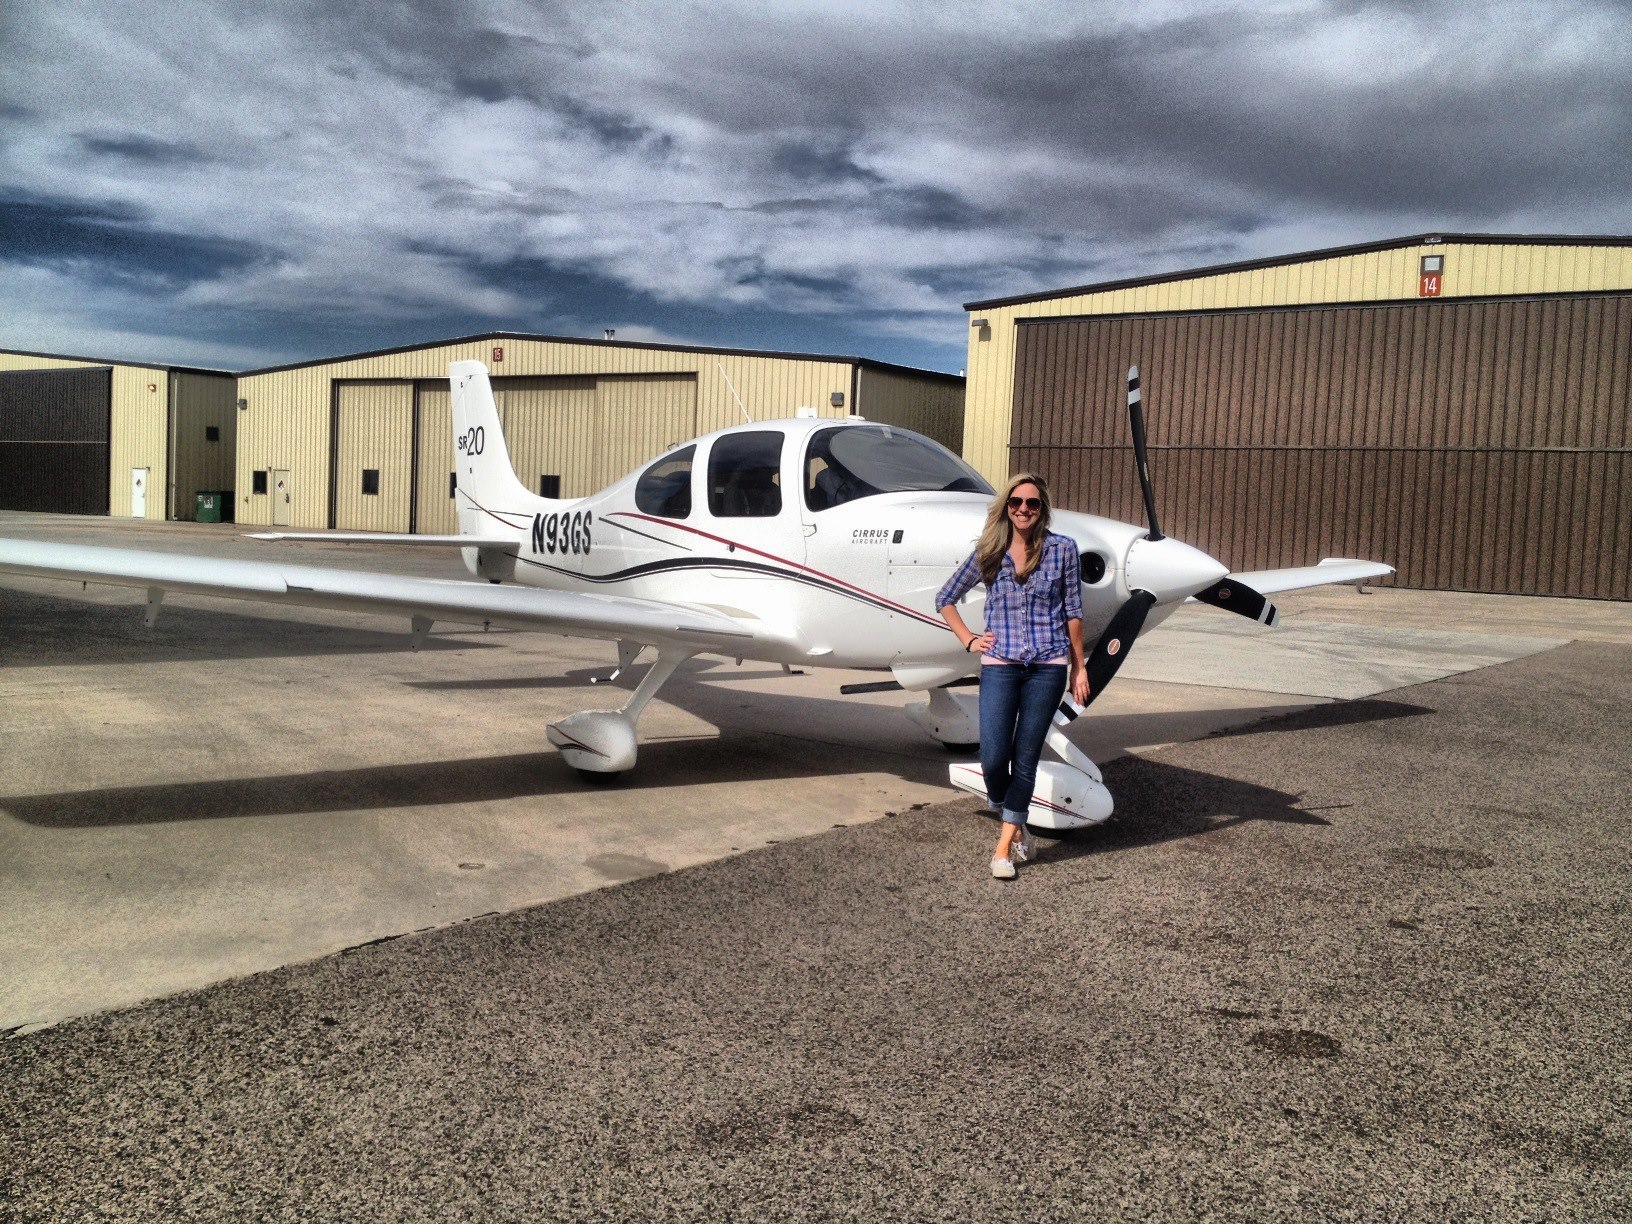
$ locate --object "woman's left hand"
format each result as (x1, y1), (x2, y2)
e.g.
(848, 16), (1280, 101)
(1071, 664), (1090, 705)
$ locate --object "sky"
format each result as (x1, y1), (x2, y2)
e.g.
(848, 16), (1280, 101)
(2, 0), (1629, 375)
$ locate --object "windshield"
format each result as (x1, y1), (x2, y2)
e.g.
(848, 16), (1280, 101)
(804, 425), (992, 512)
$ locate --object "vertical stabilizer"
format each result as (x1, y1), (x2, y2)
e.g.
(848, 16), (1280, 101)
(449, 361), (538, 536)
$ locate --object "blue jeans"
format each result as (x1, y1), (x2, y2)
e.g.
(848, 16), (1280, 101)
(978, 663), (1068, 826)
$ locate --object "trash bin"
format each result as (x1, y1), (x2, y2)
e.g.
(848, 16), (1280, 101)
(195, 491), (223, 523)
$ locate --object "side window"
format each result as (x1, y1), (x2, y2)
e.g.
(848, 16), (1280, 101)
(708, 431), (783, 518)
(805, 427), (874, 511)
(635, 445), (695, 518)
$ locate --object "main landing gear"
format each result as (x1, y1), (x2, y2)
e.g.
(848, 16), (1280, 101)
(547, 645), (692, 782)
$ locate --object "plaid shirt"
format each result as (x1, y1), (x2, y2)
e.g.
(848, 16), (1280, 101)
(935, 531), (1083, 663)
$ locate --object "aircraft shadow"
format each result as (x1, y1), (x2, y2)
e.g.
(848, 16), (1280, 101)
(0, 586), (497, 667)
(1015, 754), (1331, 865)
(1199, 696), (1430, 739)
(0, 733), (939, 829)
(405, 659), (807, 691)
(2, 698), (1431, 833)
(1024, 698), (1433, 862)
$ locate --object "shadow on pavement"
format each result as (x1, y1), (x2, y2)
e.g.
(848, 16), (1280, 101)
(0, 587), (497, 666)
(1202, 695), (1432, 738)
(0, 732), (947, 829)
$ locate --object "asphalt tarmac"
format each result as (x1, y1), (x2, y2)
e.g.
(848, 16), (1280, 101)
(4, 630), (1629, 1219)
(0, 513), (1579, 1036)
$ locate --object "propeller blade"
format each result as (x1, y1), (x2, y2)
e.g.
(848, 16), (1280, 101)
(1194, 577), (1281, 627)
(1081, 589), (1157, 708)
(1126, 366), (1164, 542)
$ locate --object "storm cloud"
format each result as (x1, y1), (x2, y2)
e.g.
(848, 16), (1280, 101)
(1, 0), (1627, 370)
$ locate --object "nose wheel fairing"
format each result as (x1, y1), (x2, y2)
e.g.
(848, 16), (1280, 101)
(946, 759), (1114, 831)
(934, 692), (1114, 832)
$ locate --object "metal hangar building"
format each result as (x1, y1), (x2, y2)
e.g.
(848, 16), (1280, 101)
(962, 234), (1632, 600)
(0, 348), (237, 521)
(235, 333), (965, 534)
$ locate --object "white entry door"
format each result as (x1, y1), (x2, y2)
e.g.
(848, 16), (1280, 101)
(272, 469), (292, 526)
(130, 468), (149, 518)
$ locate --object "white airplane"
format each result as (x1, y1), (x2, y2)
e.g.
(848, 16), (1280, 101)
(0, 362), (1390, 831)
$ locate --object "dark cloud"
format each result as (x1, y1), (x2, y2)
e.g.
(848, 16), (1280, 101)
(450, 74), (516, 104)
(880, 187), (1000, 232)
(550, 94), (669, 152)
(1, 1), (1628, 373)
(76, 134), (214, 166)
(770, 140), (882, 185)
(0, 195), (265, 286)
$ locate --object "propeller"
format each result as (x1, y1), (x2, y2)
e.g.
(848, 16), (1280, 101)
(1081, 588), (1156, 703)
(1125, 365), (1163, 543)
(1192, 577), (1281, 627)
(1072, 366), (1281, 710)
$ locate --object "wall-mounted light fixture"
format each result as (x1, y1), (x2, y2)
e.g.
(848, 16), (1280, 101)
(970, 318), (989, 329)
(830, 391), (844, 408)
(236, 398), (249, 412)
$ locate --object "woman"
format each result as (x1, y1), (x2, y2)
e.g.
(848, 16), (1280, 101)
(936, 474), (1089, 878)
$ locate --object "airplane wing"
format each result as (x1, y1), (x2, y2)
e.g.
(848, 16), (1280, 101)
(246, 532), (518, 548)
(0, 539), (753, 650)
(1220, 557), (1395, 596)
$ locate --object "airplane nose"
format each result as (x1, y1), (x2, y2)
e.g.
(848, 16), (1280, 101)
(1124, 535), (1228, 604)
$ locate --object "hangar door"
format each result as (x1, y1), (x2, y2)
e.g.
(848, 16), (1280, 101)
(500, 373), (697, 498)
(334, 382), (414, 531)
(409, 373), (698, 533)
(0, 366), (112, 514)
(1012, 294), (1632, 600)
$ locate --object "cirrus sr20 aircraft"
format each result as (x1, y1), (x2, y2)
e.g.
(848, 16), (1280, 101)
(0, 362), (1390, 831)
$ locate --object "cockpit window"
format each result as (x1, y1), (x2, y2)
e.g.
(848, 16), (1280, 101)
(708, 431), (783, 517)
(804, 426), (993, 512)
(635, 444), (694, 518)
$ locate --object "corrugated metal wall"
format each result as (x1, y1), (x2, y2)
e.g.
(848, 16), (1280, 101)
(0, 351), (176, 518)
(1012, 295), (1632, 599)
(169, 371), (238, 520)
(0, 366), (112, 514)
(325, 372), (700, 531)
(499, 376), (599, 499)
(334, 382), (415, 531)
(595, 374), (698, 490)
(235, 338), (863, 530)
(415, 386), (456, 534)
(854, 366), (965, 452)
(967, 240), (1632, 482)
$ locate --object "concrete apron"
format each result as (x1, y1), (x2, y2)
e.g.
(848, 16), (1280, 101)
(0, 542), (1593, 1032)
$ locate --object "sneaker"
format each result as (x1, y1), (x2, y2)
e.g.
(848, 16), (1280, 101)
(1012, 825), (1037, 864)
(990, 854), (1016, 880)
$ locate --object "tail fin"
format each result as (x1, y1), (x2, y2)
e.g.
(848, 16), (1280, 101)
(449, 361), (539, 535)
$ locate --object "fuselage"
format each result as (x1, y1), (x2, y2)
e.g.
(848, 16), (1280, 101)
(452, 415), (1214, 677)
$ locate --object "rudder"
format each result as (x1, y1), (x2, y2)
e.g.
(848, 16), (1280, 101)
(449, 360), (539, 535)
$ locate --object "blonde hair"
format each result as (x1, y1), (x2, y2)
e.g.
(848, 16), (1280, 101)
(976, 473), (1052, 585)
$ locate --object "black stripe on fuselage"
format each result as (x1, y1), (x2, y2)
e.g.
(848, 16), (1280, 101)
(519, 554), (946, 628)
(603, 517), (692, 550)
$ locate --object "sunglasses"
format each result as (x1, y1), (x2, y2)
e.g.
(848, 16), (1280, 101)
(1006, 496), (1042, 511)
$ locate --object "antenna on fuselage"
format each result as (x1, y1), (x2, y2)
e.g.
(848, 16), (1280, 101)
(718, 363), (752, 424)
